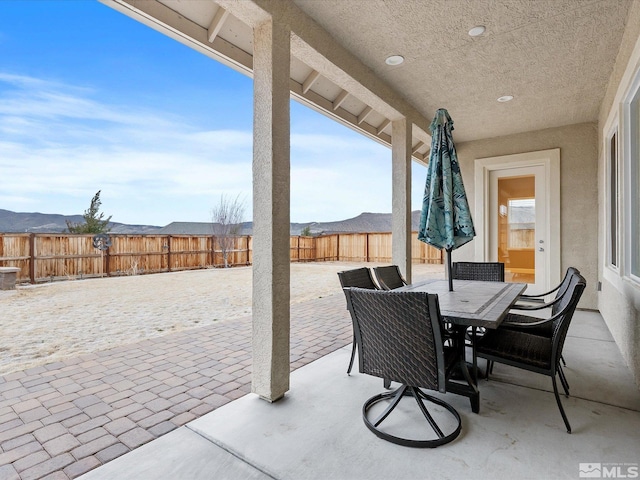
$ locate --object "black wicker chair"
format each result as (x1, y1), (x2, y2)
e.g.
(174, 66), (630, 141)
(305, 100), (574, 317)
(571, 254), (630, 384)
(498, 267), (581, 385)
(337, 268), (379, 376)
(345, 287), (462, 447)
(451, 262), (505, 351)
(373, 265), (407, 290)
(475, 272), (586, 433)
(451, 262), (505, 282)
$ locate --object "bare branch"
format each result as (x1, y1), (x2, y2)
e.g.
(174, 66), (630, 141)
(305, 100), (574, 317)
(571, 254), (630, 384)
(211, 194), (246, 267)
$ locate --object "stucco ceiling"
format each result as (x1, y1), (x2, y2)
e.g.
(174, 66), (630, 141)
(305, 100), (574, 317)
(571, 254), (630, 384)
(293, 0), (632, 143)
(104, 0), (632, 152)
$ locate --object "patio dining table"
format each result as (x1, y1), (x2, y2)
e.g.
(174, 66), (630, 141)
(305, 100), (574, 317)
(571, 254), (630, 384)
(397, 278), (527, 413)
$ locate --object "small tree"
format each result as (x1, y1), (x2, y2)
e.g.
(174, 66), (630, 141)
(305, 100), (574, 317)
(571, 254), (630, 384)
(66, 190), (112, 234)
(211, 194), (246, 268)
(301, 226), (312, 236)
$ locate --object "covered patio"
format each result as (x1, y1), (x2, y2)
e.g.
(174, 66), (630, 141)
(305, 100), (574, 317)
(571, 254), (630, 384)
(98, 0), (640, 403)
(36, 0), (640, 476)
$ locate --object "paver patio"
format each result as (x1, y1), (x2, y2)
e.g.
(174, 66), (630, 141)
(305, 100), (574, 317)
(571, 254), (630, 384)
(0, 294), (351, 480)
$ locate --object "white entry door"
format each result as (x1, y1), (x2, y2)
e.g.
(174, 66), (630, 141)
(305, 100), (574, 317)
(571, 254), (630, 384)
(475, 149), (561, 297)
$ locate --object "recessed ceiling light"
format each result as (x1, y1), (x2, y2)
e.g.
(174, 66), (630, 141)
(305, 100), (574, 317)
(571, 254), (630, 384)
(468, 25), (486, 37)
(385, 55), (404, 66)
(497, 95), (514, 103)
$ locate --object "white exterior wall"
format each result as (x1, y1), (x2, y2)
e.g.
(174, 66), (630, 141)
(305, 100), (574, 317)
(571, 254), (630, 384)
(597, 0), (640, 389)
(453, 123), (599, 311)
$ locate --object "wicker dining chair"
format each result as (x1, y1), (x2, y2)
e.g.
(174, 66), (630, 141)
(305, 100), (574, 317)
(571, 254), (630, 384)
(496, 267), (581, 390)
(372, 265), (407, 290)
(451, 262), (505, 352)
(451, 262), (505, 282)
(345, 287), (462, 447)
(337, 268), (379, 376)
(475, 272), (586, 433)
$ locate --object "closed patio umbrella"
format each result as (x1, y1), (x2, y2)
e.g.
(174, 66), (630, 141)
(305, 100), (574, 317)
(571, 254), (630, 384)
(418, 108), (475, 291)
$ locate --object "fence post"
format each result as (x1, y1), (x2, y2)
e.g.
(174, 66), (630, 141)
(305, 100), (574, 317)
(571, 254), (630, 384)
(365, 233), (369, 262)
(167, 236), (172, 272)
(312, 235), (317, 261)
(29, 233), (35, 284)
(212, 235), (217, 267)
(336, 234), (340, 261)
(105, 245), (111, 276)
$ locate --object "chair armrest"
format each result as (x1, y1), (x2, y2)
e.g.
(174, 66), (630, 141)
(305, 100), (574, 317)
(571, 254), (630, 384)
(512, 293), (564, 312)
(511, 302), (551, 311)
(520, 283), (561, 298)
(505, 298), (573, 329)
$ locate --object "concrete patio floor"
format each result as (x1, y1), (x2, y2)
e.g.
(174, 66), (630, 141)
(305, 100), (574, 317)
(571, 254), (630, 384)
(79, 309), (640, 480)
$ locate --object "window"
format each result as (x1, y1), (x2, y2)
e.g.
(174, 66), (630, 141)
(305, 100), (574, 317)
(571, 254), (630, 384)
(607, 129), (619, 268)
(628, 81), (640, 279)
(507, 198), (535, 249)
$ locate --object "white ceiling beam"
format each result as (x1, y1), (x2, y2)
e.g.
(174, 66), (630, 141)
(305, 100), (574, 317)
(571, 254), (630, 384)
(415, 151), (428, 164)
(333, 90), (349, 111)
(357, 106), (373, 125)
(291, 78), (393, 148)
(412, 141), (425, 154)
(274, 0), (431, 133)
(302, 70), (321, 94)
(214, 0), (270, 27)
(377, 118), (391, 135)
(207, 6), (230, 43)
(101, 0), (253, 76)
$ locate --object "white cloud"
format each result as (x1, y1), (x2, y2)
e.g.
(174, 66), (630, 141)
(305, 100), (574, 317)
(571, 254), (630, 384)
(0, 72), (428, 226)
(0, 73), (256, 224)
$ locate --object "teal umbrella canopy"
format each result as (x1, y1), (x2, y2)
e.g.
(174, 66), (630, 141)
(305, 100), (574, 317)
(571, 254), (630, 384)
(418, 108), (475, 290)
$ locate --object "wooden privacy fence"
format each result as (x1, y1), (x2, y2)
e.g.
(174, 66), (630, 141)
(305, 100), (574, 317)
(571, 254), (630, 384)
(308, 233), (443, 264)
(0, 232), (442, 284)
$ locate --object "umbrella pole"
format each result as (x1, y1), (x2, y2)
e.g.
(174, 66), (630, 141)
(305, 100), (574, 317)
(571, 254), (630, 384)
(446, 247), (453, 292)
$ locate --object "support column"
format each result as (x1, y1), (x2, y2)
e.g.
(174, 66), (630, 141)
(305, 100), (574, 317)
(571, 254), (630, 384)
(391, 119), (412, 283)
(251, 17), (291, 402)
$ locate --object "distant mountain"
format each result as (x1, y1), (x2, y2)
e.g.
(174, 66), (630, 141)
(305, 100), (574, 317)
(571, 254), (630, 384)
(0, 209), (162, 234)
(0, 209), (424, 235)
(293, 211), (423, 235)
(160, 211), (423, 236)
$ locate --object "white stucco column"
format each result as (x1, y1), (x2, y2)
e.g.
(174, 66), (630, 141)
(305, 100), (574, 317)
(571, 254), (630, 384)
(252, 17), (291, 402)
(391, 119), (412, 283)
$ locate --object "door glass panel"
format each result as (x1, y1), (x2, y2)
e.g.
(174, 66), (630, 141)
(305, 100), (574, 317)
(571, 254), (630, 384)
(497, 175), (536, 284)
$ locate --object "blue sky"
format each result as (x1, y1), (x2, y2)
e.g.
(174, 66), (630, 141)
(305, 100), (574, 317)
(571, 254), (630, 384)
(0, 1), (428, 226)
